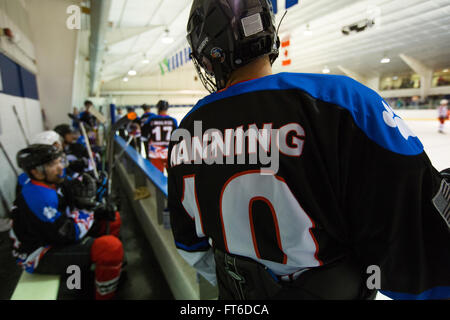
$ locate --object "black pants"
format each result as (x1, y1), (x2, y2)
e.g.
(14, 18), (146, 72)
(34, 237), (94, 275)
(214, 249), (376, 300)
(34, 237), (95, 299)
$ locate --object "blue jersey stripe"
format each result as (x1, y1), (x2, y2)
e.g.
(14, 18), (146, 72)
(175, 240), (210, 251)
(183, 72), (424, 156)
(145, 114), (178, 128)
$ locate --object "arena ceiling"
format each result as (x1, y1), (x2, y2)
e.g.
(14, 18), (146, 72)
(91, 0), (450, 86)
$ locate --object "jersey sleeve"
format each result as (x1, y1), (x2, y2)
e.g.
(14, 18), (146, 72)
(340, 93), (450, 299)
(167, 148), (217, 285)
(23, 187), (93, 245)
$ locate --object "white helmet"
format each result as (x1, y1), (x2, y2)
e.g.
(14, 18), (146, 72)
(441, 99), (448, 105)
(30, 130), (63, 150)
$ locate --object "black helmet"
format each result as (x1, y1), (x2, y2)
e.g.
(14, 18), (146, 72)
(187, 0), (280, 92)
(54, 124), (75, 137)
(157, 100), (169, 112)
(17, 144), (63, 174)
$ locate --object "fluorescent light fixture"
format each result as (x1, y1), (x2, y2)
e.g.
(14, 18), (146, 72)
(128, 70), (137, 76)
(322, 66), (330, 74)
(123, 77), (129, 82)
(380, 57), (390, 64)
(304, 24), (312, 36)
(162, 29), (174, 44)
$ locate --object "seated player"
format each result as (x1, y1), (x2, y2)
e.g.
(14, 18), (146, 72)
(11, 144), (123, 299)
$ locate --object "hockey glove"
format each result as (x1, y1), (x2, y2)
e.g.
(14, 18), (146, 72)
(94, 202), (117, 221)
(68, 173), (98, 209)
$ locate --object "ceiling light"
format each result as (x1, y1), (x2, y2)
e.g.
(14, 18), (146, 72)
(162, 29), (174, 44)
(123, 77), (129, 82)
(128, 70), (137, 76)
(322, 66), (330, 74)
(380, 57), (390, 64)
(443, 69), (449, 73)
(304, 24), (312, 36)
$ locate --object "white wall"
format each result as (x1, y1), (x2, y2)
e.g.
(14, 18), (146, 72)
(0, 0), (44, 218)
(26, 0), (80, 129)
(0, 0), (36, 72)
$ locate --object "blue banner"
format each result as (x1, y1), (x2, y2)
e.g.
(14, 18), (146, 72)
(270, 0), (278, 14)
(270, 0), (299, 13)
(285, 0), (299, 9)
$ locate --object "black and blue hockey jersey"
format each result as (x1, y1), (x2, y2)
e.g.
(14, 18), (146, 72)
(10, 180), (94, 273)
(168, 72), (450, 300)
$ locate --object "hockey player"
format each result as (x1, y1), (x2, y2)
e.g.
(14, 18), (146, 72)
(438, 99), (448, 133)
(10, 144), (123, 299)
(142, 100), (177, 172)
(54, 124), (96, 178)
(79, 100), (98, 130)
(139, 104), (156, 158)
(125, 106), (142, 153)
(168, 0), (450, 300)
(16, 130), (64, 196)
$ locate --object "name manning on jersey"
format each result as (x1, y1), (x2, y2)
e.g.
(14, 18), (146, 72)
(170, 121), (306, 174)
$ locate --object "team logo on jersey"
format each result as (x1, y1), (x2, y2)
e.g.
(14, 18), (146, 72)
(382, 101), (416, 140)
(43, 206), (58, 220)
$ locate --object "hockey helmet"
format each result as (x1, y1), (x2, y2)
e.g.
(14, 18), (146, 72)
(187, 0), (280, 92)
(17, 144), (63, 174)
(30, 131), (63, 150)
(54, 124), (76, 138)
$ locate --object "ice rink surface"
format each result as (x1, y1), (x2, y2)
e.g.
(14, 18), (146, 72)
(405, 119), (450, 172)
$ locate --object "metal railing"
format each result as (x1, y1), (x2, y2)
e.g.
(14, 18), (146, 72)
(113, 136), (218, 300)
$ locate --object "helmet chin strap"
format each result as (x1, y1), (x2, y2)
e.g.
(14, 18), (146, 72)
(212, 60), (228, 91)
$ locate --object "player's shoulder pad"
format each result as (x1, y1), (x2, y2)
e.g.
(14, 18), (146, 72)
(18, 173), (30, 187)
(184, 72), (423, 156)
(21, 182), (61, 223)
(282, 73), (424, 156)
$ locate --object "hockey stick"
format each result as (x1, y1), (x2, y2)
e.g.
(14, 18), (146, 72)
(0, 141), (16, 220)
(103, 112), (136, 234)
(112, 135), (133, 167)
(68, 113), (99, 180)
(12, 105), (30, 146)
(0, 141), (18, 178)
(0, 187), (11, 219)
